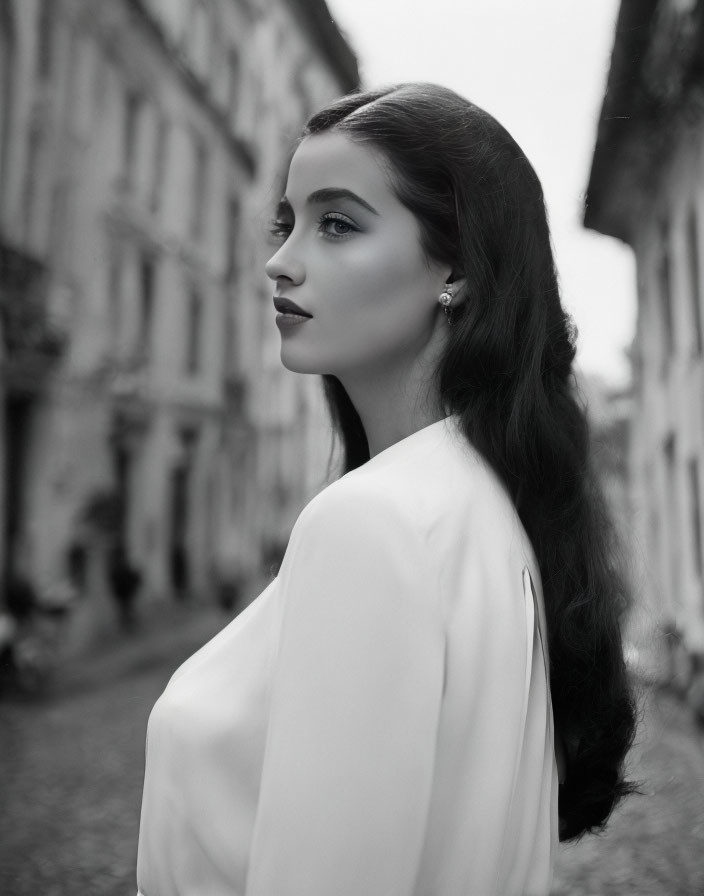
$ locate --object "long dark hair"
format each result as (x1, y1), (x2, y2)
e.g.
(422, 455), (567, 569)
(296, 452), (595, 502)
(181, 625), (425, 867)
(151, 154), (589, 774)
(296, 82), (638, 841)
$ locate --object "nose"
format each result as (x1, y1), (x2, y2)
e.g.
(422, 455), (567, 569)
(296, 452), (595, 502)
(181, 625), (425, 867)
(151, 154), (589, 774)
(265, 242), (305, 285)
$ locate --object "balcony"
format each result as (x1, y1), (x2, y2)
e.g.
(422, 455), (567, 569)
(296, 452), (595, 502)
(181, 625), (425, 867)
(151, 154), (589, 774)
(0, 242), (67, 395)
(105, 353), (153, 432)
(224, 372), (247, 416)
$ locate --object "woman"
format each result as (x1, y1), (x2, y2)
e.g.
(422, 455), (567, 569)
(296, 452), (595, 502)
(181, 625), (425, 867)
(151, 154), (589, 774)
(136, 83), (637, 896)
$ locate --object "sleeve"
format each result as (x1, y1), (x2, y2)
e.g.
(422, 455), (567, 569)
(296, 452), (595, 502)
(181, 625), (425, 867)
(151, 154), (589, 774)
(244, 485), (446, 896)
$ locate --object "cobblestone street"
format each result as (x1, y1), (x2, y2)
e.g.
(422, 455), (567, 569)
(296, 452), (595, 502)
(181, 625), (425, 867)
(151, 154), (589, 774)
(552, 682), (704, 895)
(1, 631), (703, 895)
(1, 664), (162, 895)
(0, 606), (226, 896)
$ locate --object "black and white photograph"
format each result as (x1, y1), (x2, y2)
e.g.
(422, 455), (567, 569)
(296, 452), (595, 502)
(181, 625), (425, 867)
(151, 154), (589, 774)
(1, 1), (703, 894)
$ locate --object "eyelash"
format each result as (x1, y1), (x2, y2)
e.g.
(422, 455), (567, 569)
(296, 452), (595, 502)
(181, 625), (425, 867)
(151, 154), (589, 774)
(317, 212), (358, 240)
(268, 213), (359, 242)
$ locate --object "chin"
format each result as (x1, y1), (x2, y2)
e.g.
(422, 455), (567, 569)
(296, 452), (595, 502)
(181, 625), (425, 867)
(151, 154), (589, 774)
(279, 346), (326, 375)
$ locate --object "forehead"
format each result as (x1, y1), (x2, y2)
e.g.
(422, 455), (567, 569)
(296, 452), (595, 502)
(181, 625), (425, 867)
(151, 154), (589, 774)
(285, 131), (393, 204)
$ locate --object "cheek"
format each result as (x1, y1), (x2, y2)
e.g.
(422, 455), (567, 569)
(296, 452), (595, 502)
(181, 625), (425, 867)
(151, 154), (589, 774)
(320, 239), (436, 360)
(326, 232), (432, 316)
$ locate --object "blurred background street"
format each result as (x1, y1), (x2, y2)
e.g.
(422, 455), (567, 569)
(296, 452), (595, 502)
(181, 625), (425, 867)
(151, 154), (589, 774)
(1, 632), (703, 895)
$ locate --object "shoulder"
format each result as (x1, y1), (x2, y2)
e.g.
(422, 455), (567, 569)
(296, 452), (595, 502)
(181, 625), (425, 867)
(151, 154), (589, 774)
(275, 475), (443, 628)
(280, 476), (435, 592)
(291, 475), (423, 553)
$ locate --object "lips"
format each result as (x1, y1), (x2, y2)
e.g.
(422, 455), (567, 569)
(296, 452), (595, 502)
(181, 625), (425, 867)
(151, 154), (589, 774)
(273, 296), (312, 318)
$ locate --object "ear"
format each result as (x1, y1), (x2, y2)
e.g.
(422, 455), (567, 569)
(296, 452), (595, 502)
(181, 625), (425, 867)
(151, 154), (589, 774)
(445, 276), (468, 305)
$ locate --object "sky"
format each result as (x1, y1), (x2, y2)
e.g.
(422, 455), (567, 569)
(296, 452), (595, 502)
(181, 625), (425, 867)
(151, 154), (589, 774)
(324, 0), (636, 388)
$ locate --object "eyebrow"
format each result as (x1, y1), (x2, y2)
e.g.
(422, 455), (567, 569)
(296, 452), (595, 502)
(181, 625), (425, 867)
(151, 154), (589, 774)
(277, 188), (379, 218)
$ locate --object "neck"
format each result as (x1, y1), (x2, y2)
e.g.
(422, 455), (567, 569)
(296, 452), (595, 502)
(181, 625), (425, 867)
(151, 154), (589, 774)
(338, 349), (447, 459)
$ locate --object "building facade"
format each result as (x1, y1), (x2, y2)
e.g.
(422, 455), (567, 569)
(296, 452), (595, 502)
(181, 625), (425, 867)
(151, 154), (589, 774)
(584, 0), (704, 696)
(0, 0), (358, 645)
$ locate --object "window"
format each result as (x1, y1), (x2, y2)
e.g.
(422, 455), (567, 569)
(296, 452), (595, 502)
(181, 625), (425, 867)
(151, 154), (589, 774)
(686, 206), (703, 356)
(658, 224), (675, 362)
(150, 114), (169, 213)
(689, 457), (703, 579)
(107, 242), (124, 352)
(0, 6), (14, 193)
(226, 47), (240, 126)
(49, 177), (73, 270)
(138, 252), (157, 360)
(664, 434), (681, 607)
(190, 133), (208, 240)
(68, 32), (95, 140)
(665, 435), (676, 482)
(185, 287), (203, 374)
(225, 197), (240, 282)
(189, 0), (211, 79)
(36, 1), (54, 80)
(21, 123), (43, 242)
(123, 90), (142, 189)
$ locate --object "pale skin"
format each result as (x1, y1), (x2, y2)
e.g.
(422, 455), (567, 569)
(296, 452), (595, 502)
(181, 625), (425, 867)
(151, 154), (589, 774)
(265, 131), (467, 458)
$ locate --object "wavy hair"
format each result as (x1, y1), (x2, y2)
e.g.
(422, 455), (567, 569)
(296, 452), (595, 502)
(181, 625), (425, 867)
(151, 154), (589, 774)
(297, 83), (637, 841)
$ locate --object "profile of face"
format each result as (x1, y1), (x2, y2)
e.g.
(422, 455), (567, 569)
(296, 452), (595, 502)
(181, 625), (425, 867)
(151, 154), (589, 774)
(265, 131), (454, 381)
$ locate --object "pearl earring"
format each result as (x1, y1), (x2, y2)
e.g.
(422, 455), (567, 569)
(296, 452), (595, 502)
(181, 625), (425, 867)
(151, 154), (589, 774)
(438, 285), (454, 324)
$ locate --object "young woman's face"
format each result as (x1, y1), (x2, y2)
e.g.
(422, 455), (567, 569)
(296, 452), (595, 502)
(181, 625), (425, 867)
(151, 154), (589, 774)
(265, 131), (451, 379)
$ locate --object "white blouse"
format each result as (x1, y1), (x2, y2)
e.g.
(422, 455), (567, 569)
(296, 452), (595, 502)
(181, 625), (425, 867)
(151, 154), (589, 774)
(136, 413), (559, 896)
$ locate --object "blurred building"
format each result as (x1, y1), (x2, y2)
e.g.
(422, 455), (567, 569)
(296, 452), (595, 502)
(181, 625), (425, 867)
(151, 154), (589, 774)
(0, 0), (358, 643)
(577, 373), (648, 655)
(578, 373), (632, 540)
(585, 0), (704, 690)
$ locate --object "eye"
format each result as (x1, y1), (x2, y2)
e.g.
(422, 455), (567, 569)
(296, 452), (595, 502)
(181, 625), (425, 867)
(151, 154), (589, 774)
(318, 213), (359, 240)
(269, 219), (293, 242)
